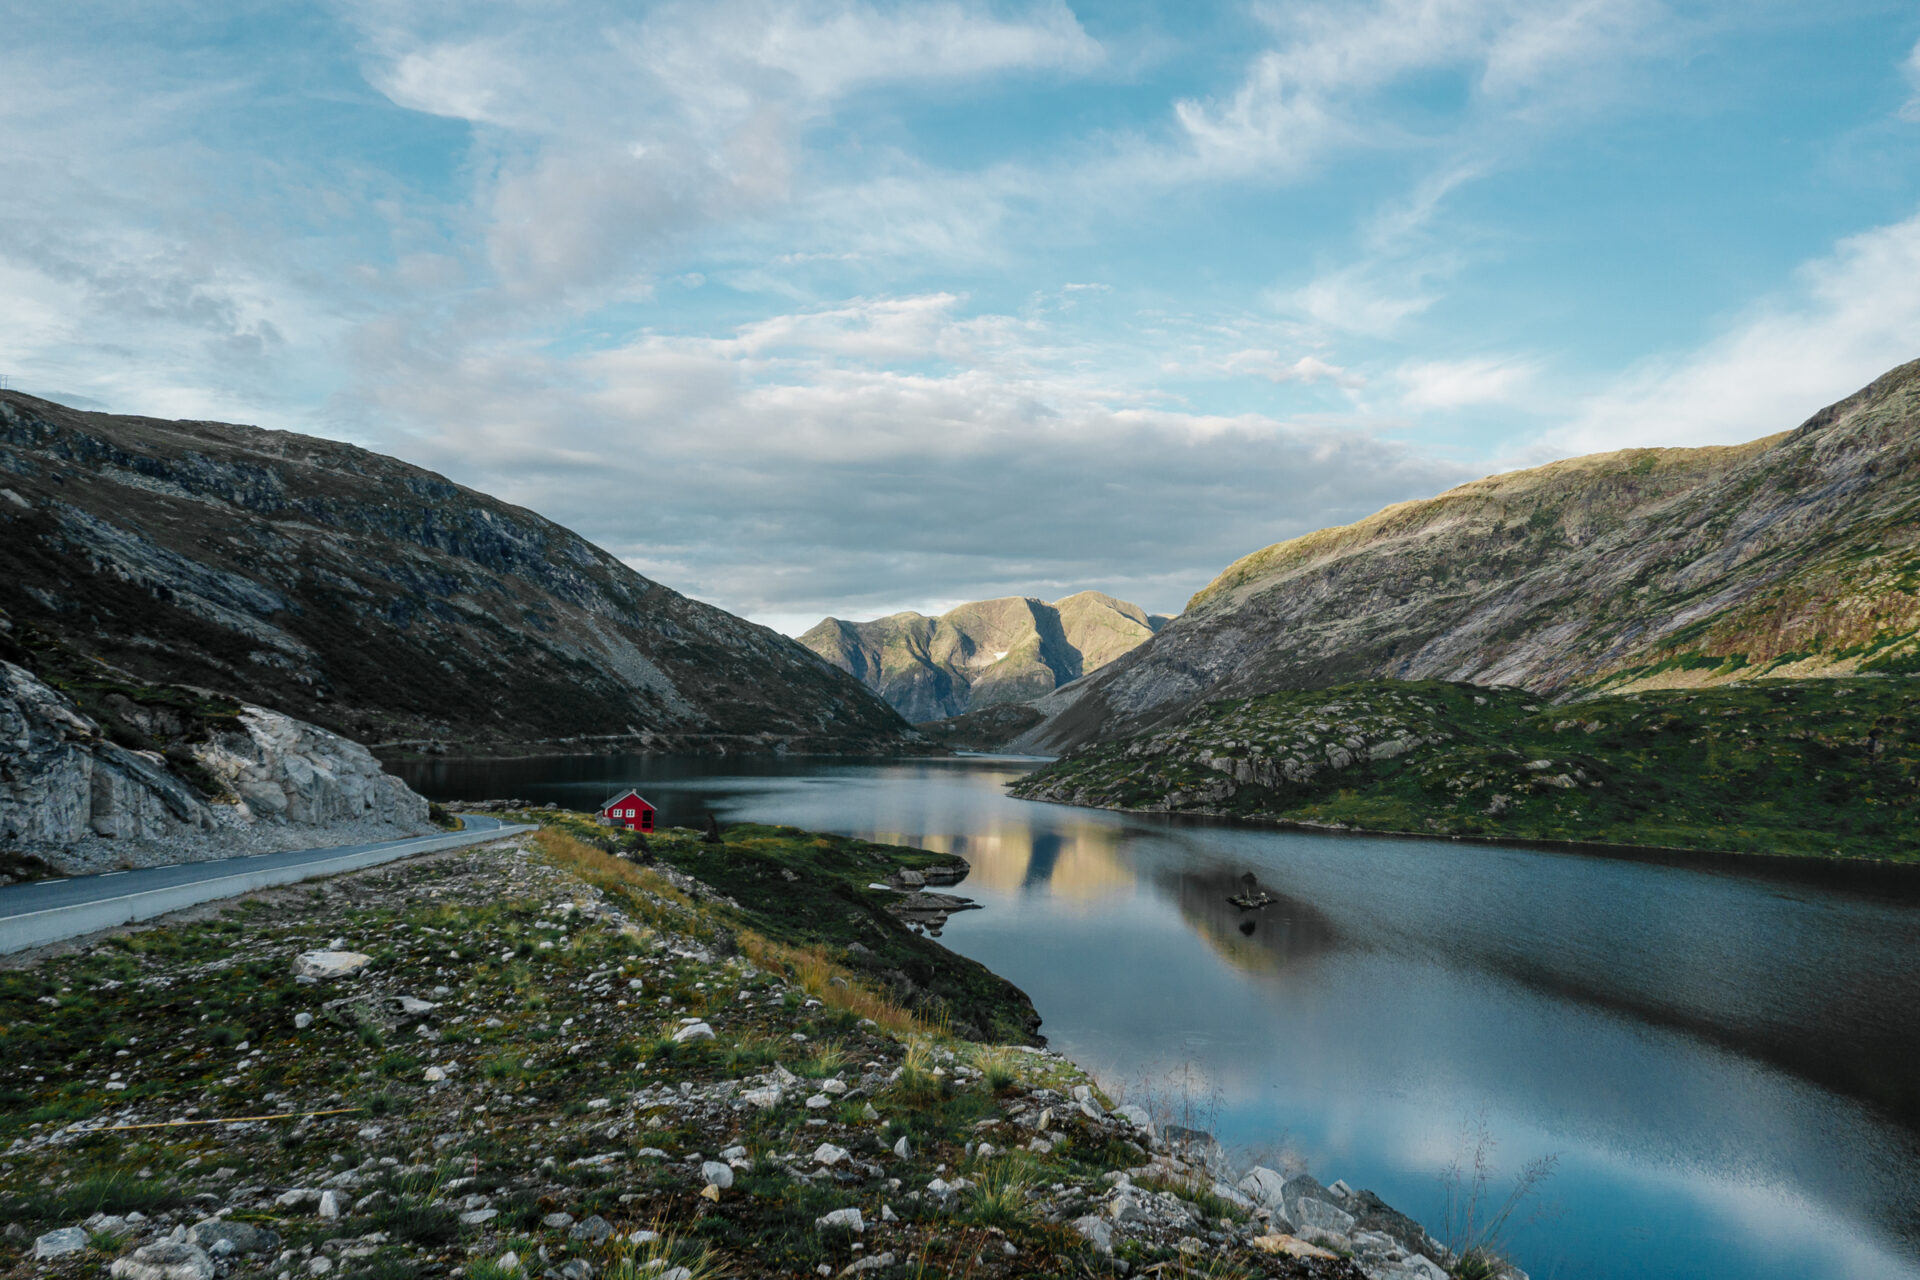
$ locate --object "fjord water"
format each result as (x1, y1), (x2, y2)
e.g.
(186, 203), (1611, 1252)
(396, 754), (1920, 1280)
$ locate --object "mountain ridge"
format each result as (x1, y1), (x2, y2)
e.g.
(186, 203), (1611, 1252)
(800, 590), (1170, 722)
(0, 392), (918, 755)
(1007, 359), (1920, 755)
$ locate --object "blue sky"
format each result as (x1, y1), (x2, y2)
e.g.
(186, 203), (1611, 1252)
(4, 1), (1920, 633)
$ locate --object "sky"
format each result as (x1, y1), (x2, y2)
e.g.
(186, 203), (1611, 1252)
(4, 1), (1920, 635)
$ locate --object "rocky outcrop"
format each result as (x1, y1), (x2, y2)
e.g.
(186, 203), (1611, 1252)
(0, 392), (916, 755)
(1010, 360), (1920, 754)
(801, 591), (1170, 722)
(1, 661), (429, 875)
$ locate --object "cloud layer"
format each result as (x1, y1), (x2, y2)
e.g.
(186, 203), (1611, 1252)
(3, 1), (1919, 629)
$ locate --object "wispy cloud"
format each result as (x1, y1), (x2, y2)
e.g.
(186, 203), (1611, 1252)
(1546, 209), (1920, 454)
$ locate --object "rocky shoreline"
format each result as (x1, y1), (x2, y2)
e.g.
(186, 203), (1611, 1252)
(0, 814), (1501, 1280)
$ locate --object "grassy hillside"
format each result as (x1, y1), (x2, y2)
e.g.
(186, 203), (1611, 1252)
(1011, 677), (1920, 861)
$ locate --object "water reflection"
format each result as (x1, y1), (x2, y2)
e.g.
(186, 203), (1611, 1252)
(395, 753), (1920, 1280)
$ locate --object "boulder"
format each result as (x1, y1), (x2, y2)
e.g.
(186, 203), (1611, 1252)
(110, 1239), (216, 1280)
(815, 1208), (863, 1233)
(568, 1215), (612, 1245)
(671, 1021), (714, 1044)
(294, 951), (372, 980)
(700, 1161), (733, 1190)
(33, 1227), (89, 1259)
(1237, 1166), (1288, 1209)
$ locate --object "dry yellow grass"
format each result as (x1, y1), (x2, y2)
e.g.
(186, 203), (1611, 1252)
(532, 827), (929, 1037)
(736, 932), (926, 1036)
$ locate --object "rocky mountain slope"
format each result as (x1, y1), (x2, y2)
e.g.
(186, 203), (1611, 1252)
(801, 592), (1169, 722)
(1, 649), (430, 878)
(0, 393), (915, 755)
(1009, 360), (1920, 754)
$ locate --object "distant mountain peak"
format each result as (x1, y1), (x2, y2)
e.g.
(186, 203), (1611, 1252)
(800, 591), (1171, 722)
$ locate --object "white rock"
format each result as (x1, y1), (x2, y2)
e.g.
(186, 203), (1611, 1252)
(1113, 1104), (1153, 1136)
(1238, 1166), (1288, 1208)
(394, 996), (439, 1015)
(109, 1239), (217, 1280)
(821, 1079), (848, 1095)
(742, 1087), (782, 1109)
(815, 1208), (863, 1233)
(892, 1135), (912, 1158)
(34, 1227), (89, 1259)
(308, 1258), (334, 1276)
(293, 951), (371, 980)
(671, 1022), (714, 1044)
(293, 1012), (314, 1030)
(805, 1094), (831, 1109)
(423, 1066), (446, 1082)
(813, 1143), (850, 1166)
(317, 1190), (341, 1219)
(496, 1252), (522, 1273)
(460, 1209), (497, 1225)
(700, 1161), (734, 1190)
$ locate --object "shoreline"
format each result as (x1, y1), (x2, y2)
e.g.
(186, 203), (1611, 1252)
(1011, 790), (1920, 897)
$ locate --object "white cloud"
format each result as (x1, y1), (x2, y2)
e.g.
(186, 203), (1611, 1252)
(1547, 209), (1920, 453)
(1398, 356), (1536, 409)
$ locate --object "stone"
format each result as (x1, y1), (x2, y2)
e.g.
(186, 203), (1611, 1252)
(110, 1239), (217, 1280)
(558, 1262), (593, 1280)
(821, 1078), (848, 1095)
(293, 951), (372, 980)
(671, 1022), (714, 1044)
(542, 1212), (575, 1229)
(1400, 1255), (1449, 1280)
(1291, 1195), (1356, 1237)
(815, 1208), (863, 1233)
(308, 1259), (334, 1277)
(1113, 1104), (1153, 1136)
(394, 996), (439, 1015)
(1249, 1234), (1336, 1260)
(496, 1252), (522, 1273)
(805, 1094), (831, 1109)
(34, 1227), (89, 1259)
(700, 1161), (734, 1190)
(423, 1066), (447, 1082)
(742, 1087), (782, 1108)
(569, 1214), (612, 1245)
(813, 1143), (850, 1166)
(840, 1253), (895, 1276)
(1070, 1215), (1114, 1254)
(294, 1012), (314, 1030)
(317, 1190), (342, 1219)
(85, 1214), (131, 1238)
(892, 1135), (912, 1158)
(1237, 1166), (1288, 1209)
(460, 1209), (497, 1225)
(193, 1221), (280, 1254)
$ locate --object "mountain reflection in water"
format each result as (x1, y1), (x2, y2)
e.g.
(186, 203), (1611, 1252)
(394, 752), (1920, 1280)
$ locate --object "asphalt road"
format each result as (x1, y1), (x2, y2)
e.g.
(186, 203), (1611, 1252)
(0, 814), (535, 953)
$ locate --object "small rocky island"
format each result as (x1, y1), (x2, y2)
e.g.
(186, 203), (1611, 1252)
(0, 815), (1493, 1280)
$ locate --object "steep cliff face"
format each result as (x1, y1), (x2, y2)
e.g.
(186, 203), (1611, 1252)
(0, 393), (916, 754)
(1011, 360), (1920, 754)
(1, 660), (429, 876)
(800, 591), (1169, 722)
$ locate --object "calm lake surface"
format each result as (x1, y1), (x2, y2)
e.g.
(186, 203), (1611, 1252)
(393, 753), (1920, 1280)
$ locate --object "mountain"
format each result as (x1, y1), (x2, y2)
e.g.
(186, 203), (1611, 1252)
(1008, 359), (1920, 755)
(799, 592), (1171, 722)
(0, 392), (917, 754)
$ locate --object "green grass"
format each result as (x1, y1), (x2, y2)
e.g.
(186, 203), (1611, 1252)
(1013, 676), (1920, 861)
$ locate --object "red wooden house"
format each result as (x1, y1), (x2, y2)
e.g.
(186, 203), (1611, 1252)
(599, 788), (656, 833)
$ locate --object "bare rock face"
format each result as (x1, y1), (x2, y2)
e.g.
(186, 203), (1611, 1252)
(196, 707), (427, 829)
(0, 661), (429, 874)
